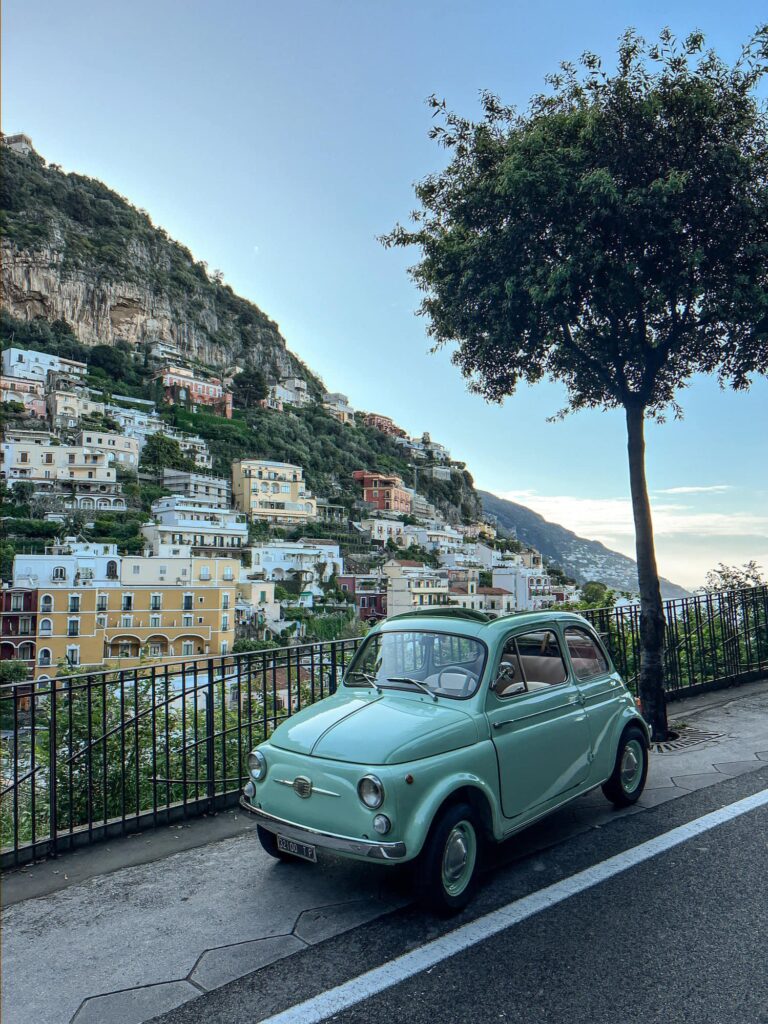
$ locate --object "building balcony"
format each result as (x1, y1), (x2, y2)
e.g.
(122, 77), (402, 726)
(103, 624), (214, 643)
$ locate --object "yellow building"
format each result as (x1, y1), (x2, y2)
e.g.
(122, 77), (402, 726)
(232, 459), (317, 526)
(12, 542), (237, 678)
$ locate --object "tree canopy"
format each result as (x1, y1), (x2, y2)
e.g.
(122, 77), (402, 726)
(385, 29), (768, 416)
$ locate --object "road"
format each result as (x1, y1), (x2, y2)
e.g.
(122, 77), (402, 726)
(151, 765), (768, 1024)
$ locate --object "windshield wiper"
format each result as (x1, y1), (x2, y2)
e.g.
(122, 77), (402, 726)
(346, 669), (381, 692)
(386, 676), (438, 702)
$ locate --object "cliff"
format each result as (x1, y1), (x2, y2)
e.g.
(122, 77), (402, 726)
(0, 146), (309, 380)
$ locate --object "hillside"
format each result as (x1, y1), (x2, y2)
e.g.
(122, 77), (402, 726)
(1, 140), (684, 593)
(480, 490), (690, 599)
(0, 146), (313, 381)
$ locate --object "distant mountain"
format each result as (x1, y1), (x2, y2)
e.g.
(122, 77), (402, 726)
(479, 490), (690, 600)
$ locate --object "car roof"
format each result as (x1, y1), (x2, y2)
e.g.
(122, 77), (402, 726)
(374, 608), (593, 641)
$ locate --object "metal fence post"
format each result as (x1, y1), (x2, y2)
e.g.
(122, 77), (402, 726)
(205, 667), (215, 811)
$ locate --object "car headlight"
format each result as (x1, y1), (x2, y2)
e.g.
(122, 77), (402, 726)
(248, 749), (267, 781)
(358, 774), (384, 809)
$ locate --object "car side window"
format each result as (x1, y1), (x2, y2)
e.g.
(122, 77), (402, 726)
(564, 627), (609, 681)
(516, 630), (568, 688)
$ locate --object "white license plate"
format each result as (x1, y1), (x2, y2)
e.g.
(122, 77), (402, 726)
(277, 835), (317, 862)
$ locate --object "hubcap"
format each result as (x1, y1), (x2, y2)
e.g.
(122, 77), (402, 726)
(441, 820), (477, 897)
(620, 740), (644, 793)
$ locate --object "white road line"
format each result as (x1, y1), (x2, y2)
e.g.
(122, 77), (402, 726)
(259, 787), (768, 1024)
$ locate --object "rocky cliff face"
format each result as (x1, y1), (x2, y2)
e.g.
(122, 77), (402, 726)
(0, 148), (308, 380)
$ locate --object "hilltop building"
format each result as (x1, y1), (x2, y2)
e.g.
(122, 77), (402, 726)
(1, 430), (125, 511)
(153, 365), (233, 419)
(162, 469), (232, 508)
(363, 413), (406, 438)
(2, 347), (87, 383)
(232, 459), (317, 526)
(322, 392), (355, 425)
(383, 559), (451, 617)
(142, 496), (248, 556)
(353, 470), (411, 515)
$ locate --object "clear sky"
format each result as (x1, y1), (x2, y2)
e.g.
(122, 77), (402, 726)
(4, 0), (767, 589)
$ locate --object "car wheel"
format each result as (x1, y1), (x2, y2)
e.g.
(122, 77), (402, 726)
(602, 726), (648, 807)
(414, 802), (481, 914)
(256, 825), (301, 862)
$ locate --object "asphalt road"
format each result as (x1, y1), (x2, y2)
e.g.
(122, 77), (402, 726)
(150, 766), (768, 1024)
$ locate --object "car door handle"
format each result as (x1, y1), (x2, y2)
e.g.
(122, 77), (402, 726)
(493, 720), (514, 729)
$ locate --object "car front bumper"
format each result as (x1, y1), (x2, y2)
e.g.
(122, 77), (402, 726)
(238, 796), (408, 861)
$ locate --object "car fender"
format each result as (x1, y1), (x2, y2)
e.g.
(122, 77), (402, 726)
(608, 704), (652, 756)
(399, 745), (504, 858)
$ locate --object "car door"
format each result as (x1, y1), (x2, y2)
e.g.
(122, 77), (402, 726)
(562, 624), (625, 779)
(486, 628), (592, 820)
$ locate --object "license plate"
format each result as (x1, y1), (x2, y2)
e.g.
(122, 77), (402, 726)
(277, 835), (317, 862)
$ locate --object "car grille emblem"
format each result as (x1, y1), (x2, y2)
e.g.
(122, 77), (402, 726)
(293, 776), (313, 799)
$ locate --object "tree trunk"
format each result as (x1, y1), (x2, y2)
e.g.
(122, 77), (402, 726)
(625, 401), (668, 741)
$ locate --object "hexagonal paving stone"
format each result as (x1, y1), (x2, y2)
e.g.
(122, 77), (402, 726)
(294, 899), (398, 944)
(190, 934), (305, 990)
(73, 981), (198, 1024)
(713, 760), (763, 776)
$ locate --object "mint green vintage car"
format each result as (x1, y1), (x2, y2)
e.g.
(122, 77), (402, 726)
(240, 609), (650, 912)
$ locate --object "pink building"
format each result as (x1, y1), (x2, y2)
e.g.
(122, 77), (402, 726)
(154, 365), (233, 419)
(1, 376), (47, 419)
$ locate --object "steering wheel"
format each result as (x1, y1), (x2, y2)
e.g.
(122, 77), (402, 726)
(437, 667), (476, 695)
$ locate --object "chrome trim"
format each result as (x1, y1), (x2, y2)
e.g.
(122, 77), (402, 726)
(357, 773), (385, 809)
(274, 778), (340, 798)
(239, 797), (407, 860)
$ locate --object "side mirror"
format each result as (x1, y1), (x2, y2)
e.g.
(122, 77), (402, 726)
(493, 661), (520, 692)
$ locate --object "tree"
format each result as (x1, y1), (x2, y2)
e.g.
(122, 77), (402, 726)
(384, 29), (768, 739)
(231, 368), (268, 409)
(139, 433), (196, 473)
(703, 561), (766, 592)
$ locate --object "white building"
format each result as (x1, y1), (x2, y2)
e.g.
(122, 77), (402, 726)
(74, 430), (140, 468)
(407, 524), (464, 556)
(142, 495), (248, 556)
(161, 469), (232, 508)
(383, 559), (452, 617)
(2, 347), (87, 382)
(246, 540), (344, 585)
(492, 566), (556, 611)
(440, 541), (496, 571)
(362, 517), (416, 547)
(322, 392), (355, 424)
(274, 376), (311, 407)
(1, 431), (125, 511)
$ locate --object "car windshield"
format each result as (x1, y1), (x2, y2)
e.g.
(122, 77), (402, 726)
(344, 630), (487, 700)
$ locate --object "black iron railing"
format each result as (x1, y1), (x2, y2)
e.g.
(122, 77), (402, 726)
(2, 585), (767, 867)
(0, 638), (362, 867)
(584, 585), (768, 696)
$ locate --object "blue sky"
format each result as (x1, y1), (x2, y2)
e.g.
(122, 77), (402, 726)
(4, 0), (767, 588)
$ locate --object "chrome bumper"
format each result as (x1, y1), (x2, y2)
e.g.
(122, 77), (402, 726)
(239, 796), (407, 861)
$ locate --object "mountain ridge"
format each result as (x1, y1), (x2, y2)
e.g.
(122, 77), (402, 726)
(480, 489), (690, 599)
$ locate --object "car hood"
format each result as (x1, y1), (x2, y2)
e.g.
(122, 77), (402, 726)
(269, 689), (479, 765)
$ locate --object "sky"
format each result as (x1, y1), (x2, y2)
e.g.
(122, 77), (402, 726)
(4, 0), (767, 589)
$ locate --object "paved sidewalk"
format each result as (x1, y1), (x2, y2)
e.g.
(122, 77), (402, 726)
(3, 679), (767, 1024)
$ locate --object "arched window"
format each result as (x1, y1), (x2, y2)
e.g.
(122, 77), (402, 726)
(19, 643), (34, 661)
(52, 566), (66, 582)
(38, 648), (52, 667)
(40, 595), (53, 613)
(39, 618), (52, 636)
(106, 561), (118, 579)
